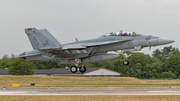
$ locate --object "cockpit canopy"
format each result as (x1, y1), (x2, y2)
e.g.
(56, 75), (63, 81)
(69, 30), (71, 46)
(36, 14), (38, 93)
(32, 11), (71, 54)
(105, 30), (141, 36)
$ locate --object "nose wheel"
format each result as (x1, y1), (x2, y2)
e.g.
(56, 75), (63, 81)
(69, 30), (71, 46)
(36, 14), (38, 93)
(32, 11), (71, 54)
(123, 60), (129, 65)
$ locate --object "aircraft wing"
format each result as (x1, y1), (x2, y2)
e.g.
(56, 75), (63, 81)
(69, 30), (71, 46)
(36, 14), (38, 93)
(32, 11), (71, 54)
(40, 38), (132, 50)
(38, 38), (132, 54)
(83, 39), (132, 47)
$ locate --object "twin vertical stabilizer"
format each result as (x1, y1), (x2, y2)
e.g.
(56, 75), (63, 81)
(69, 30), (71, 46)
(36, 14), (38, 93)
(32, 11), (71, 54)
(25, 28), (60, 50)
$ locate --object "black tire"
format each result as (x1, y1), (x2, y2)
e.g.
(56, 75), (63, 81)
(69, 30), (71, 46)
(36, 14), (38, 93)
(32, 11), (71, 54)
(123, 60), (129, 65)
(79, 66), (86, 73)
(70, 66), (77, 73)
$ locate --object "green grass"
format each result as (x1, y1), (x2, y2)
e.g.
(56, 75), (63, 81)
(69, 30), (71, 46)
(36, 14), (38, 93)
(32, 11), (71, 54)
(0, 76), (180, 88)
(0, 95), (180, 101)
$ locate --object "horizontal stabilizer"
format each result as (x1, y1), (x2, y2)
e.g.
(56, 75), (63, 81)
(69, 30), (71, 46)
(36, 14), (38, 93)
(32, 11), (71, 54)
(17, 53), (41, 58)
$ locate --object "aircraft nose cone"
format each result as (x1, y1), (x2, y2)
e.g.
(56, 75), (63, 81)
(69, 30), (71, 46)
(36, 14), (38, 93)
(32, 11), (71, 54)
(158, 37), (175, 45)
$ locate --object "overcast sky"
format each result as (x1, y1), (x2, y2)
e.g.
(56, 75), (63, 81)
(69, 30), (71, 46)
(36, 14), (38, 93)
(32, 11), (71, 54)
(0, 0), (179, 58)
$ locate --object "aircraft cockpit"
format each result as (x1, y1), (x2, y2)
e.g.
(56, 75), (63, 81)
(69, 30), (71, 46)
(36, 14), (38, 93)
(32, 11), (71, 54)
(105, 30), (141, 36)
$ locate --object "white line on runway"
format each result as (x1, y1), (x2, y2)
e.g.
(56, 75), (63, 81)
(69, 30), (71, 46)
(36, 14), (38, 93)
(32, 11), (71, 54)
(1, 89), (180, 95)
(148, 91), (180, 92)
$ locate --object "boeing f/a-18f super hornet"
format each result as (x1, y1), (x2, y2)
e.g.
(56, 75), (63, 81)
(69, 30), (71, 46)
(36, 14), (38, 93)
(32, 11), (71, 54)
(18, 28), (174, 73)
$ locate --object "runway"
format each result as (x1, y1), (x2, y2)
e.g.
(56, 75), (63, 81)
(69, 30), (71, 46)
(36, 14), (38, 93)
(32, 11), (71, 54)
(0, 88), (180, 95)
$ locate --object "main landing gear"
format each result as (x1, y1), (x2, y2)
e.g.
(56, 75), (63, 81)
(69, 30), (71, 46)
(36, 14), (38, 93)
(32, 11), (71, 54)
(70, 65), (86, 73)
(70, 66), (78, 73)
(69, 59), (86, 73)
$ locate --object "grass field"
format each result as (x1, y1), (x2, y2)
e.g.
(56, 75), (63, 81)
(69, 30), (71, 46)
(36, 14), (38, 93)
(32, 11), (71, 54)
(0, 76), (180, 88)
(0, 95), (180, 101)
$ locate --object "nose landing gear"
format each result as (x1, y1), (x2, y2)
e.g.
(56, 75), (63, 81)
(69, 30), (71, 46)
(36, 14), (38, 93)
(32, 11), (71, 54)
(115, 51), (132, 65)
(123, 60), (129, 65)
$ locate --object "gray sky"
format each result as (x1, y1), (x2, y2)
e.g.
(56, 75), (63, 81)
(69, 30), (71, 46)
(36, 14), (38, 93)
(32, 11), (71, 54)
(0, 0), (179, 58)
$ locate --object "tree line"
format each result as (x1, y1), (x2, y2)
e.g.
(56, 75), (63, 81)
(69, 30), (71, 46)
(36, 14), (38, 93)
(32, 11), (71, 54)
(86, 46), (180, 79)
(0, 46), (180, 79)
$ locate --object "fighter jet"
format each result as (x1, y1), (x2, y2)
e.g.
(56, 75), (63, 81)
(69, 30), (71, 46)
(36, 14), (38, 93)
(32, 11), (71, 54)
(18, 28), (174, 73)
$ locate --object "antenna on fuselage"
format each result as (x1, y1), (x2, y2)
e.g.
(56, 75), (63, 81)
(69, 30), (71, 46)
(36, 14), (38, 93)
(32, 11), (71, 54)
(75, 38), (78, 41)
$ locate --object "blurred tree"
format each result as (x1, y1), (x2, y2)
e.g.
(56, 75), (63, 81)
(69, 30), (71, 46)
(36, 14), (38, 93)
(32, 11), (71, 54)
(162, 72), (169, 78)
(0, 54), (12, 69)
(152, 49), (162, 57)
(8, 58), (34, 75)
(166, 50), (180, 77)
(161, 46), (173, 58)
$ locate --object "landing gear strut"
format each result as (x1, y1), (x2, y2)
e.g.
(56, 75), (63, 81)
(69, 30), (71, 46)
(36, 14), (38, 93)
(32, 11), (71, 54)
(79, 65), (86, 73)
(69, 58), (86, 73)
(115, 51), (132, 65)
